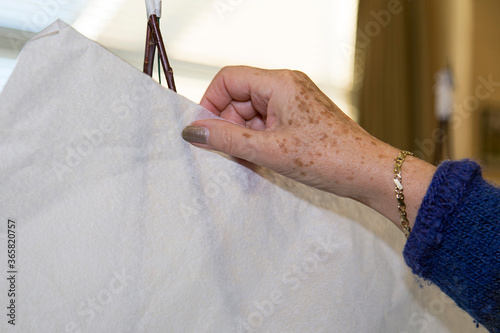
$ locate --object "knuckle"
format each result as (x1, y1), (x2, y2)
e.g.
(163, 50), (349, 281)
(217, 66), (236, 80)
(291, 70), (307, 78)
(220, 128), (237, 156)
(282, 70), (312, 88)
(287, 69), (308, 81)
(220, 65), (232, 73)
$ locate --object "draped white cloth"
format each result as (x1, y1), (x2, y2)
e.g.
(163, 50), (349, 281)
(145, 0), (161, 17)
(0, 21), (482, 332)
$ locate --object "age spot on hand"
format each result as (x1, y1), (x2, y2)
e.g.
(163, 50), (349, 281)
(242, 133), (252, 138)
(293, 158), (304, 167)
(278, 140), (289, 153)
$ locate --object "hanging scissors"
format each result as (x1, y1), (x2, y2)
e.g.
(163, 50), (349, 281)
(143, 0), (176, 92)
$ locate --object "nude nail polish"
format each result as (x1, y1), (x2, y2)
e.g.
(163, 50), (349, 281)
(182, 125), (208, 144)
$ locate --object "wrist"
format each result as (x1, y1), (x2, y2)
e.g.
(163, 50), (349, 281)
(339, 142), (436, 234)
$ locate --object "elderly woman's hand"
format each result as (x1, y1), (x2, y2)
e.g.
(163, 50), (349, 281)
(182, 66), (436, 233)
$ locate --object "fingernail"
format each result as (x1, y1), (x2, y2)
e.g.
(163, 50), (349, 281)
(182, 125), (208, 144)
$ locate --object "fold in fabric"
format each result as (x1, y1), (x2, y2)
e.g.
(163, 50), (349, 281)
(145, 0), (161, 17)
(0, 21), (485, 332)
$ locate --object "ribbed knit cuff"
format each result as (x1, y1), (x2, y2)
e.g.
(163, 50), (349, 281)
(403, 160), (500, 332)
(403, 160), (482, 274)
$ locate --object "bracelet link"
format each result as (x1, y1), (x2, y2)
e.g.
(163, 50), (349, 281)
(394, 150), (418, 238)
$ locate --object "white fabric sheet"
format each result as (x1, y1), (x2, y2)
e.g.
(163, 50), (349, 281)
(0, 21), (483, 332)
(145, 0), (161, 17)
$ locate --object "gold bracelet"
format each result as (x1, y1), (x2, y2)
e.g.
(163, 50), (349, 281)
(394, 150), (418, 238)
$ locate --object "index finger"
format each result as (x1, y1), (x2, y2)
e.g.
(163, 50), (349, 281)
(200, 66), (279, 118)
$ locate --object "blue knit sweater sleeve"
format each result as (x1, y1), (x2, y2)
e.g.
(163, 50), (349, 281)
(403, 160), (500, 332)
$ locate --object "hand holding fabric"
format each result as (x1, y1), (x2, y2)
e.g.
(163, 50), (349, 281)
(182, 66), (436, 232)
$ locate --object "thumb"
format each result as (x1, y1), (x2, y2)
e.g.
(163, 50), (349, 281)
(182, 119), (268, 165)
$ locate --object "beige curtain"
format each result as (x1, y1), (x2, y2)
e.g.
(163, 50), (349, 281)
(355, 0), (436, 163)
